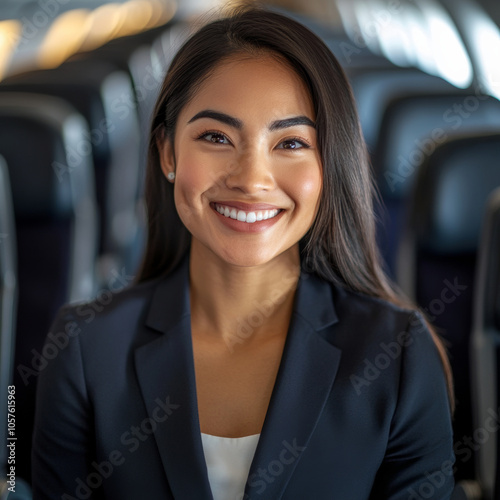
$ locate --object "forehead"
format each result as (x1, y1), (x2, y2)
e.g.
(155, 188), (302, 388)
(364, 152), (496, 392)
(180, 53), (315, 122)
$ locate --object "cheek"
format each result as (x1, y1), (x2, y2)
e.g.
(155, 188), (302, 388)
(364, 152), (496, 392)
(177, 151), (235, 206)
(175, 150), (209, 200)
(285, 164), (323, 213)
(173, 150), (228, 225)
(177, 148), (205, 186)
(172, 152), (205, 225)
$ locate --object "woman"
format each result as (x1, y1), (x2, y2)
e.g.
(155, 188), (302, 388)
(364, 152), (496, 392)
(32, 6), (455, 499)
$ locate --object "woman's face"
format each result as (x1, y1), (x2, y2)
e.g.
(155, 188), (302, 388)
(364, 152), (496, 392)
(159, 53), (323, 267)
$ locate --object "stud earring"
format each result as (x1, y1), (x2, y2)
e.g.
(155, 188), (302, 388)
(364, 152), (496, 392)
(167, 172), (175, 181)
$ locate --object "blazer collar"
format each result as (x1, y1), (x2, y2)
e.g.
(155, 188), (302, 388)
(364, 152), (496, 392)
(136, 257), (341, 499)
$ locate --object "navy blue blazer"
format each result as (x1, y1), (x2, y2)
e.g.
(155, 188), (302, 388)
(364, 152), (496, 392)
(32, 258), (455, 499)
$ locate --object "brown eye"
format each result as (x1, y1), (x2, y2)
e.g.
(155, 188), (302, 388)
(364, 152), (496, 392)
(201, 132), (230, 144)
(278, 139), (308, 150)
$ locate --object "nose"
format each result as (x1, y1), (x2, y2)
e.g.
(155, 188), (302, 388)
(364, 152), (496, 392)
(224, 150), (276, 194)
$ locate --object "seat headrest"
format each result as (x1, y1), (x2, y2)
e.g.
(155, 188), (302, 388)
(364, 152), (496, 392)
(413, 133), (500, 254)
(0, 93), (92, 220)
(377, 94), (500, 200)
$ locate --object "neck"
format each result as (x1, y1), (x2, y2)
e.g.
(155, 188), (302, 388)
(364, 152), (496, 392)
(189, 241), (301, 351)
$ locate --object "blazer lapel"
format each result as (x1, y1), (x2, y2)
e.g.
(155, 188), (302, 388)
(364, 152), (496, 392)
(243, 272), (342, 500)
(135, 259), (213, 500)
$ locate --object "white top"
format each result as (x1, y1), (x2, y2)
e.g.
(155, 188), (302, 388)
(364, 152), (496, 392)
(201, 432), (260, 500)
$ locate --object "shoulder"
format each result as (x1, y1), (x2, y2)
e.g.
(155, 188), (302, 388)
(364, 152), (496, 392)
(326, 279), (450, 397)
(39, 272), (186, 387)
(326, 279), (425, 343)
(48, 273), (174, 348)
(319, 279), (446, 388)
(294, 270), (433, 354)
(332, 279), (416, 323)
(56, 277), (158, 322)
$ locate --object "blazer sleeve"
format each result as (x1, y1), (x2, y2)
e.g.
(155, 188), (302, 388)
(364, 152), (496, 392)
(370, 312), (455, 500)
(32, 305), (103, 500)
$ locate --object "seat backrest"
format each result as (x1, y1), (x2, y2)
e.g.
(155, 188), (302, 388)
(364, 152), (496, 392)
(72, 27), (182, 272)
(377, 94), (500, 201)
(397, 132), (500, 482)
(82, 23), (190, 273)
(0, 59), (142, 283)
(150, 22), (190, 91)
(81, 26), (172, 132)
(0, 155), (17, 475)
(348, 68), (455, 153)
(470, 187), (500, 500)
(0, 92), (98, 483)
(374, 92), (500, 275)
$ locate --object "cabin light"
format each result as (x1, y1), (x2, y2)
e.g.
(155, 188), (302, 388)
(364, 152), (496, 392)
(418, 0), (473, 89)
(80, 0), (176, 50)
(79, 3), (125, 52)
(467, 14), (500, 100)
(336, 0), (363, 46)
(0, 20), (21, 81)
(115, 0), (155, 38)
(352, 1), (383, 54)
(38, 9), (91, 69)
(146, 0), (177, 29)
(399, 4), (435, 71)
(37, 0), (176, 68)
(367, 0), (414, 67)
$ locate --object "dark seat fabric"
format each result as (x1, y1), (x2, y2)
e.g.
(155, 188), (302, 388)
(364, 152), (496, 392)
(470, 188), (500, 500)
(348, 68), (456, 153)
(375, 93), (500, 276)
(0, 58), (142, 284)
(0, 93), (98, 483)
(69, 26), (180, 271)
(398, 133), (500, 482)
(0, 156), (17, 478)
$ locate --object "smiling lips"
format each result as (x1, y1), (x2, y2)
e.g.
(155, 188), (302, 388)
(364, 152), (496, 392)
(213, 203), (282, 224)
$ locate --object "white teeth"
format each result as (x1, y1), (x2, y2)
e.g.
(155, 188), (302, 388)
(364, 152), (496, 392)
(214, 204), (280, 223)
(246, 212), (257, 223)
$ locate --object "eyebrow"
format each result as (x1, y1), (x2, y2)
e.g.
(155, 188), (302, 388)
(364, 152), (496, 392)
(269, 116), (316, 131)
(187, 109), (315, 131)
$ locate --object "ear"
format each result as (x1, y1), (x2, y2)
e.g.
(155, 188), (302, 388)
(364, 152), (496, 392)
(157, 131), (176, 182)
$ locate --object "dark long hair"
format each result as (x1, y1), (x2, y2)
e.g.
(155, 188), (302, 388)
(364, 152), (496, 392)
(137, 5), (454, 407)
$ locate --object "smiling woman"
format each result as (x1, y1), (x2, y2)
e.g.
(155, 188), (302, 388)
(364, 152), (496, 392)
(32, 5), (455, 500)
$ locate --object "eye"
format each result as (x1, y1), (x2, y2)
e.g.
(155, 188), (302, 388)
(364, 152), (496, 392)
(198, 131), (231, 145)
(277, 138), (310, 150)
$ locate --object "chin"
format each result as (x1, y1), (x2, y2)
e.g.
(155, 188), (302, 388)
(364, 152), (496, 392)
(216, 246), (279, 268)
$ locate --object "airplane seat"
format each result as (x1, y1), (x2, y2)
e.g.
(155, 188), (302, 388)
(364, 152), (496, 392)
(150, 22), (191, 119)
(345, 68), (458, 278)
(469, 187), (500, 500)
(0, 156), (17, 481)
(348, 67), (455, 154)
(0, 93), (98, 484)
(0, 59), (142, 286)
(71, 22), (187, 271)
(374, 93), (500, 277)
(78, 24), (173, 113)
(396, 132), (500, 483)
(72, 27), (164, 163)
